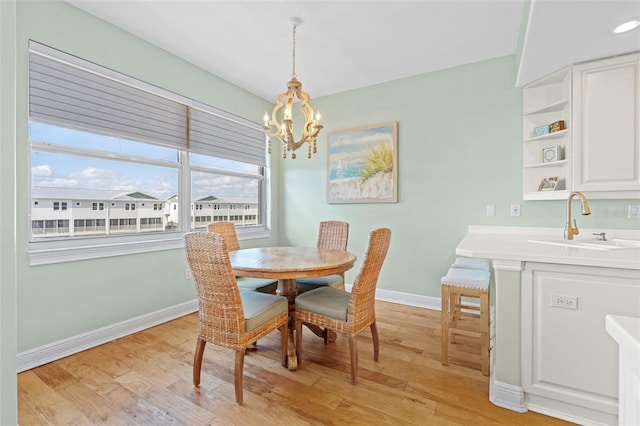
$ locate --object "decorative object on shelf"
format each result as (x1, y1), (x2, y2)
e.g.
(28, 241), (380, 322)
(542, 145), (563, 163)
(538, 176), (559, 191)
(263, 17), (323, 159)
(327, 122), (398, 204)
(533, 124), (550, 137)
(550, 120), (566, 133)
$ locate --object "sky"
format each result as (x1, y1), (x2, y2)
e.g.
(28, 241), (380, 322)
(30, 122), (260, 201)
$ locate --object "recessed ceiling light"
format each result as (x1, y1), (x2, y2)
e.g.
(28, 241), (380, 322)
(613, 20), (640, 34)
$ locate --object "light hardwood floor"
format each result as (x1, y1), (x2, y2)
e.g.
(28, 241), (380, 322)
(18, 301), (573, 425)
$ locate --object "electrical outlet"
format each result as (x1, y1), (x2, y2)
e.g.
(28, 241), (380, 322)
(551, 294), (578, 310)
(510, 204), (521, 217)
(629, 204), (640, 219)
(185, 268), (193, 280)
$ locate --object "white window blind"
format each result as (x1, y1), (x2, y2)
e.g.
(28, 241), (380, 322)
(29, 41), (267, 166)
(189, 106), (267, 167)
(29, 45), (188, 150)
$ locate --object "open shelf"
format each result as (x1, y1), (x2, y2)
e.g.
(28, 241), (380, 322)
(524, 159), (569, 169)
(524, 99), (569, 116)
(523, 190), (570, 201)
(525, 129), (569, 142)
(522, 67), (572, 200)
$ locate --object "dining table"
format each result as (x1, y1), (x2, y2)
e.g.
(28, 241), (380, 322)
(229, 246), (357, 370)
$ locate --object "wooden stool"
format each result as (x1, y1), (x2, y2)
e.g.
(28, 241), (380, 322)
(441, 267), (490, 376)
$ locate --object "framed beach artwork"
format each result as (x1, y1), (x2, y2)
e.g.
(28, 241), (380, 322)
(327, 122), (398, 204)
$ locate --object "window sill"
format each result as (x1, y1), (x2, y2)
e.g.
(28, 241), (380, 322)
(28, 227), (272, 266)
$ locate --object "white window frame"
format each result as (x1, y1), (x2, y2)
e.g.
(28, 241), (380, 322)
(27, 42), (270, 266)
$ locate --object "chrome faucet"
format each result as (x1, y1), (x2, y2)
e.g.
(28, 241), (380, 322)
(564, 192), (591, 240)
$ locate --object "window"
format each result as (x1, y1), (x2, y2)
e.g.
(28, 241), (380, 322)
(28, 41), (269, 265)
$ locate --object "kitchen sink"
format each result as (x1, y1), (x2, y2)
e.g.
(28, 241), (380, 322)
(528, 238), (640, 251)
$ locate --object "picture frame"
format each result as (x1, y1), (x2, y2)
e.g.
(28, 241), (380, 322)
(327, 122), (398, 204)
(538, 176), (559, 191)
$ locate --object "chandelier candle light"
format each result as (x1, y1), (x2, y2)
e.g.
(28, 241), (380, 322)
(263, 17), (323, 159)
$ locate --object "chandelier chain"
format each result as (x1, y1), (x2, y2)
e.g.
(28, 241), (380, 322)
(292, 24), (297, 77)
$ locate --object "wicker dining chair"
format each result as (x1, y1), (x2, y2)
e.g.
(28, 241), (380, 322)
(296, 221), (350, 292)
(207, 222), (278, 293)
(294, 228), (391, 384)
(184, 231), (289, 404)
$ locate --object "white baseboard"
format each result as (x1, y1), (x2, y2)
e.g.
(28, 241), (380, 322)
(345, 285), (442, 311)
(490, 375), (527, 413)
(16, 299), (198, 373)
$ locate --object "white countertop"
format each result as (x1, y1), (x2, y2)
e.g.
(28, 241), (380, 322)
(606, 315), (640, 359)
(456, 226), (640, 270)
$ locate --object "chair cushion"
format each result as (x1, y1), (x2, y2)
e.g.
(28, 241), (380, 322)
(450, 257), (490, 271)
(295, 287), (351, 321)
(236, 277), (278, 293)
(240, 291), (288, 332)
(296, 274), (344, 292)
(441, 268), (490, 290)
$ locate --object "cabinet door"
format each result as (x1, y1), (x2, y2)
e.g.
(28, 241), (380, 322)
(573, 53), (640, 195)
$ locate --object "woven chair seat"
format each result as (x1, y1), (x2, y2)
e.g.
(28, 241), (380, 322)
(237, 277), (278, 293)
(295, 274), (344, 292)
(295, 286), (351, 321)
(241, 291), (288, 331)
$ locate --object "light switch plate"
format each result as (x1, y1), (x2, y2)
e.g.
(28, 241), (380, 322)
(487, 204), (495, 217)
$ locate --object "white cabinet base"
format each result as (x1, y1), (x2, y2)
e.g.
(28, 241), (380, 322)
(522, 263), (640, 425)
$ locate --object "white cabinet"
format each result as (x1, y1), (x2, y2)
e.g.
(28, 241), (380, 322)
(522, 263), (640, 425)
(573, 53), (640, 198)
(522, 53), (640, 200)
(522, 68), (572, 200)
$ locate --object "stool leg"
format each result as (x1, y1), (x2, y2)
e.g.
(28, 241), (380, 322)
(441, 285), (449, 366)
(450, 292), (459, 344)
(480, 291), (489, 376)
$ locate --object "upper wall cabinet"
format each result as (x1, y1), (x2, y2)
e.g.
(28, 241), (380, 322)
(573, 53), (640, 198)
(523, 52), (640, 200)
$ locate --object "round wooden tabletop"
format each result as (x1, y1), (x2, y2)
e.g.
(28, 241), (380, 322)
(229, 246), (357, 280)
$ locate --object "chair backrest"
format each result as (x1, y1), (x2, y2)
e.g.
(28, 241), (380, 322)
(207, 222), (241, 251)
(184, 231), (245, 347)
(317, 221), (349, 251)
(348, 228), (391, 332)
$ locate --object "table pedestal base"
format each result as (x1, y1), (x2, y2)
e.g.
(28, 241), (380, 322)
(276, 278), (337, 370)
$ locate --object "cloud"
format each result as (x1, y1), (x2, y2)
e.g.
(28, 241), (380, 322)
(31, 165), (52, 177)
(71, 167), (119, 179)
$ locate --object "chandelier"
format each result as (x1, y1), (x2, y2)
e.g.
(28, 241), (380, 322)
(263, 17), (323, 159)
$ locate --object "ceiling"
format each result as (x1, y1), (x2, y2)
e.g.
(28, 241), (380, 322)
(65, 0), (640, 101)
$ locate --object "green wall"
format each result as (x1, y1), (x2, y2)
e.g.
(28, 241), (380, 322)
(1, 1), (18, 423)
(280, 55), (639, 298)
